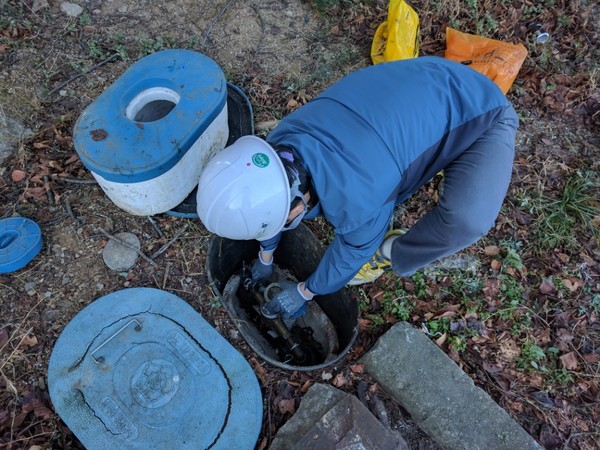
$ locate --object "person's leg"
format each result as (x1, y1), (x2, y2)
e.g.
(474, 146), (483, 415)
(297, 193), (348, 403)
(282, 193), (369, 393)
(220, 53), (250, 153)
(391, 105), (519, 276)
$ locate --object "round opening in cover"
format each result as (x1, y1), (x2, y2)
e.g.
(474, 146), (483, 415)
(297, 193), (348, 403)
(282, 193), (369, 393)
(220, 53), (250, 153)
(125, 87), (180, 123)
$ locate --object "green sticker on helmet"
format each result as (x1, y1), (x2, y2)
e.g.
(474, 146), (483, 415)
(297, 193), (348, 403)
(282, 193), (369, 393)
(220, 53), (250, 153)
(252, 153), (269, 168)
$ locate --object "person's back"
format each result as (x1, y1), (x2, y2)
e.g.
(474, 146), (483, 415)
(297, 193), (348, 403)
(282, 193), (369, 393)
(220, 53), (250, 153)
(267, 56), (511, 234)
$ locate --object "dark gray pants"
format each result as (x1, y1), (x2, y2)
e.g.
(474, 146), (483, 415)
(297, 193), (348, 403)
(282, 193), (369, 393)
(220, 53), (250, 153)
(391, 105), (519, 276)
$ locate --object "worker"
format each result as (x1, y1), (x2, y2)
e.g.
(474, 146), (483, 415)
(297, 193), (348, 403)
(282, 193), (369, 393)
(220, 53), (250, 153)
(197, 56), (519, 320)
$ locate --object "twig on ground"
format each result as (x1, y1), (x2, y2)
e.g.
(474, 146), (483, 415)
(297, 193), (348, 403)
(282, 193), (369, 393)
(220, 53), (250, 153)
(561, 432), (600, 450)
(97, 228), (157, 267)
(47, 53), (119, 96)
(250, 4), (266, 61)
(151, 223), (189, 260)
(61, 177), (97, 185)
(201, 0), (237, 50)
(43, 176), (54, 206)
(147, 216), (165, 238)
(64, 197), (79, 226)
(162, 262), (171, 290)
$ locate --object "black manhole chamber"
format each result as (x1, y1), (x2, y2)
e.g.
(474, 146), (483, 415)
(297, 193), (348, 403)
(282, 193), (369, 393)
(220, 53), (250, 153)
(206, 223), (359, 371)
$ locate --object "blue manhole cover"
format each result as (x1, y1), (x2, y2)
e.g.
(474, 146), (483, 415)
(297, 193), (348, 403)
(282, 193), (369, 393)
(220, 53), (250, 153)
(48, 288), (262, 449)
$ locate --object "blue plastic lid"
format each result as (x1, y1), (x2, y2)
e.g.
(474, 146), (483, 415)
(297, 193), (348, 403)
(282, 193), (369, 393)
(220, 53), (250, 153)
(0, 217), (42, 274)
(48, 288), (262, 449)
(73, 50), (227, 183)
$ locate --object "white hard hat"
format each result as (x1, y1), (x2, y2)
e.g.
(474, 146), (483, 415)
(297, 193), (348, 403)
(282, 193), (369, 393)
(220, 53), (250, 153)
(196, 135), (290, 241)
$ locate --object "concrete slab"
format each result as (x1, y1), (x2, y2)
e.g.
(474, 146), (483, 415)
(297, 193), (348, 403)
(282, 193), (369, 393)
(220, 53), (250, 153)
(270, 383), (408, 450)
(361, 322), (543, 450)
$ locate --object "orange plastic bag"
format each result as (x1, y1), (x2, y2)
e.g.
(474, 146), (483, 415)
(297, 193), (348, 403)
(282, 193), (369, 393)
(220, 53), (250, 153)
(444, 27), (528, 94)
(371, 0), (419, 64)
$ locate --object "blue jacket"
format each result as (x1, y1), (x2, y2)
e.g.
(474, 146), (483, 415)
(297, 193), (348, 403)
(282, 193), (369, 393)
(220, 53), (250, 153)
(265, 56), (511, 295)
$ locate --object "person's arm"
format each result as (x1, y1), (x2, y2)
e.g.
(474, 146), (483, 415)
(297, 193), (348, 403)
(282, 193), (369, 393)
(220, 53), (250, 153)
(304, 204), (394, 295)
(264, 206), (395, 319)
(252, 233), (283, 283)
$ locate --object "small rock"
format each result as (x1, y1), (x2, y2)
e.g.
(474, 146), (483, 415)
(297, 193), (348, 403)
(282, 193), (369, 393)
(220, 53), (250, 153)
(42, 309), (59, 322)
(102, 232), (140, 271)
(60, 2), (83, 17)
(0, 111), (33, 164)
(24, 281), (36, 291)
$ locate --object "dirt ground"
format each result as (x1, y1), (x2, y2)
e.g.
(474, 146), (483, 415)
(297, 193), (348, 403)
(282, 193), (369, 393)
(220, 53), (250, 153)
(0, 0), (439, 448)
(1, 0), (599, 449)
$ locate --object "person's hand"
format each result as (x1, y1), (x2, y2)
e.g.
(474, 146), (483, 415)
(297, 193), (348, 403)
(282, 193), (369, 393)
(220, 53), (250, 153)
(264, 282), (311, 319)
(251, 252), (273, 284)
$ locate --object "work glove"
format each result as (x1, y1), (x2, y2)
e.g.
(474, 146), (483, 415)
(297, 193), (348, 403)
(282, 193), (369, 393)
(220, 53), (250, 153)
(264, 281), (310, 320)
(251, 251), (273, 284)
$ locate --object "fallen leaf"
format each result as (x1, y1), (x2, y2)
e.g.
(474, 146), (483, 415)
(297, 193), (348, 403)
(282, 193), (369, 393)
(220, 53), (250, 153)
(539, 423), (563, 449)
(256, 437), (268, 450)
(498, 338), (521, 361)
(562, 278), (582, 292)
(574, 416), (590, 432)
(435, 332), (447, 347)
(278, 398), (296, 415)
(333, 373), (348, 387)
(506, 398), (525, 413)
(300, 380), (312, 393)
(24, 187), (46, 199)
(358, 318), (372, 331)
(483, 278), (501, 298)
(582, 354), (600, 363)
(539, 277), (557, 294)
(21, 334), (38, 348)
(435, 310), (457, 319)
(484, 245), (500, 256)
(491, 259), (501, 271)
(31, 0), (49, 13)
(556, 328), (574, 344)
(560, 352), (578, 370)
(350, 364), (364, 374)
(33, 141), (50, 149)
(11, 170), (26, 182)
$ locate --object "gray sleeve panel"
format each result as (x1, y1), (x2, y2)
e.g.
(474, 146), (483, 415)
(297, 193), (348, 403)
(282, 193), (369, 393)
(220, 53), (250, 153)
(391, 105), (519, 275)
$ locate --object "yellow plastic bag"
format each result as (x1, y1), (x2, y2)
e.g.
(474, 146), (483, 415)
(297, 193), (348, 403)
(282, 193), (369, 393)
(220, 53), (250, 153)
(444, 27), (528, 94)
(371, 0), (419, 64)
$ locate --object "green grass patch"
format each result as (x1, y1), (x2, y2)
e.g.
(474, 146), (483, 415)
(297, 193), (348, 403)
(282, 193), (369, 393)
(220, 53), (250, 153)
(381, 283), (415, 321)
(531, 171), (600, 250)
